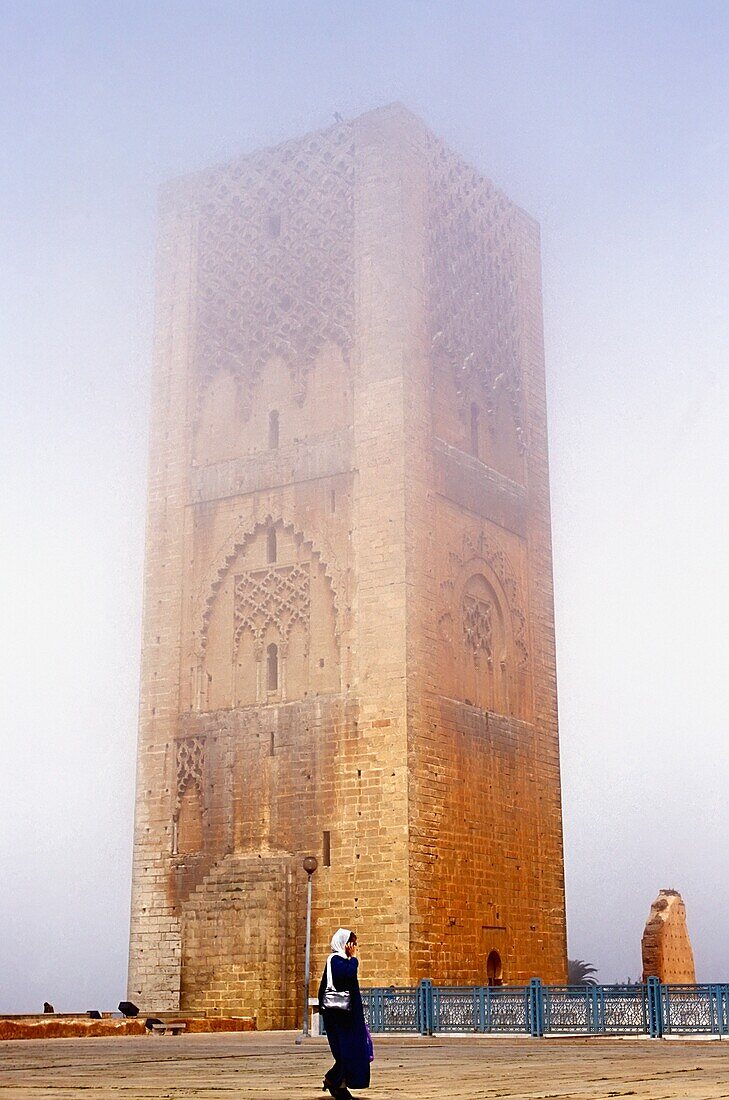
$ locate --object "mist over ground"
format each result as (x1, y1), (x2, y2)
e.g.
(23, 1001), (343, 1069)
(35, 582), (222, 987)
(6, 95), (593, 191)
(2, 0), (728, 1011)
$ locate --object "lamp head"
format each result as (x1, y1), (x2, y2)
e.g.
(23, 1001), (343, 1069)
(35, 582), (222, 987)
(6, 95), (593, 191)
(303, 855), (318, 876)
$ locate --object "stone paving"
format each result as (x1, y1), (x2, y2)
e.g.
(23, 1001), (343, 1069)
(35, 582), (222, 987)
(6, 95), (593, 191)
(1, 1031), (728, 1099)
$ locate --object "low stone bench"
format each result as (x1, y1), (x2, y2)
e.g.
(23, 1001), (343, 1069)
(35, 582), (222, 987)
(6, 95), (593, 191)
(150, 1021), (187, 1036)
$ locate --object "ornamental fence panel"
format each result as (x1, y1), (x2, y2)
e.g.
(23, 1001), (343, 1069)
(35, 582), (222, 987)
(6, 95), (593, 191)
(541, 984), (648, 1034)
(429, 985), (531, 1034)
(662, 984), (729, 1035)
(487, 985), (533, 1033)
(542, 985), (594, 1033)
(600, 984), (649, 1033)
(358, 981), (729, 1037)
(361, 987), (420, 1032)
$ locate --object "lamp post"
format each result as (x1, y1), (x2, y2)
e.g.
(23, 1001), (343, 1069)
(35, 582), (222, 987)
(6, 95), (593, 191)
(297, 855), (318, 1041)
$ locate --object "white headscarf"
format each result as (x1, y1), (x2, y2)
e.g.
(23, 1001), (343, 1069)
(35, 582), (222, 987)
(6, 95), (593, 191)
(330, 927), (352, 958)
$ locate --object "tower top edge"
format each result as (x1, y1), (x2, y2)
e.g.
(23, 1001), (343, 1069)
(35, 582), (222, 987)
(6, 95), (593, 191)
(159, 102), (537, 228)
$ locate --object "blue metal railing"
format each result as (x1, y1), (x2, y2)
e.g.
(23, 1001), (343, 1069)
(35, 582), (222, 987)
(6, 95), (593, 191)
(359, 980), (729, 1037)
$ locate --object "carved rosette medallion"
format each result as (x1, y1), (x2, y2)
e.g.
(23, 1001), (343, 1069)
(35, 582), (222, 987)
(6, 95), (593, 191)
(463, 594), (494, 666)
(439, 530), (529, 672)
(192, 123), (354, 419)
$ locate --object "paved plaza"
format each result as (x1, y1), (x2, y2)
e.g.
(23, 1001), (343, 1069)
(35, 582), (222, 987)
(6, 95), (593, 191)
(1, 1031), (729, 1099)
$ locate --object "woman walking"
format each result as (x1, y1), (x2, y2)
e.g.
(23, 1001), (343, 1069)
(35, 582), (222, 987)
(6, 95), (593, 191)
(319, 928), (371, 1099)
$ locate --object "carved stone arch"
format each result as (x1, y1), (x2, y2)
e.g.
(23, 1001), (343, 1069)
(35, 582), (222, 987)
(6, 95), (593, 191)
(194, 512), (343, 657)
(457, 559), (513, 669)
(192, 351), (297, 438)
(438, 531), (529, 717)
(439, 529), (529, 672)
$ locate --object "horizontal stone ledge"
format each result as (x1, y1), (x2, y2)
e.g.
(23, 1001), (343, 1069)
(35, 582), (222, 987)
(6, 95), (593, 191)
(433, 438), (528, 536)
(189, 431), (354, 504)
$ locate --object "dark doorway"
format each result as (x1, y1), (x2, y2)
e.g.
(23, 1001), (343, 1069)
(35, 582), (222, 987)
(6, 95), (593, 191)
(487, 949), (503, 986)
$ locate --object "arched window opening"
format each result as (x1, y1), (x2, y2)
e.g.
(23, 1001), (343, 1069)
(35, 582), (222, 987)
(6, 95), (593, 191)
(268, 410), (279, 450)
(266, 643), (279, 692)
(266, 527), (277, 564)
(487, 949), (503, 987)
(470, 403), (480, 458)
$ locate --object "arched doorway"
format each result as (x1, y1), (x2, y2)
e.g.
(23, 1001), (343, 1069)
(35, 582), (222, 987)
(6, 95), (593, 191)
(486, 949), (503, 986)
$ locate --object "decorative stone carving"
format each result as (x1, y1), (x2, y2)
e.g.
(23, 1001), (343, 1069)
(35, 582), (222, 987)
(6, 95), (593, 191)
(192, 123), (354, 419)
(175, 737), (205, 810)
(427, 137), (526, 452)
(195, 514), (343, 656)
(462, 594), (494, 665)
(234, 563), (310, 658)
(439, 529), (529, 671)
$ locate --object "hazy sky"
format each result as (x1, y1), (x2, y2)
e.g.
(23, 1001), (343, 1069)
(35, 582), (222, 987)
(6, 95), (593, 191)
(2, 0), (728, 1011)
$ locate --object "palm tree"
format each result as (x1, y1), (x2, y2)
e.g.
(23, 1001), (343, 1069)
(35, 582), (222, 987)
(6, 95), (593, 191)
(568, 958), (598, 985)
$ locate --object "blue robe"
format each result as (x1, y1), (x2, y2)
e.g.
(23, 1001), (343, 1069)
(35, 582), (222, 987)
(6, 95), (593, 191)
(318, 955), (370, 1090)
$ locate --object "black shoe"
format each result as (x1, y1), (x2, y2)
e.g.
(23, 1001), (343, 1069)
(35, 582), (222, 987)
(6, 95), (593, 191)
(323, 1075), (351, 1100)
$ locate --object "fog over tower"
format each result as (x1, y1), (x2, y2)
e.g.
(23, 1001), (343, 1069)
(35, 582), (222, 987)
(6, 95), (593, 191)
(128, 104), (567, 1026)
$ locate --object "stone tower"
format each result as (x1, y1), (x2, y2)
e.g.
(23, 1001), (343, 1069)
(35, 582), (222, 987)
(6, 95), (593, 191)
(128, 104), (567, 1027)
(642, 890), (696, 983)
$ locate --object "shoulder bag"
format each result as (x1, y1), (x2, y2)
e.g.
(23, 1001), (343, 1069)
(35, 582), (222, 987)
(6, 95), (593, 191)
(321, 954), (351, 1011)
